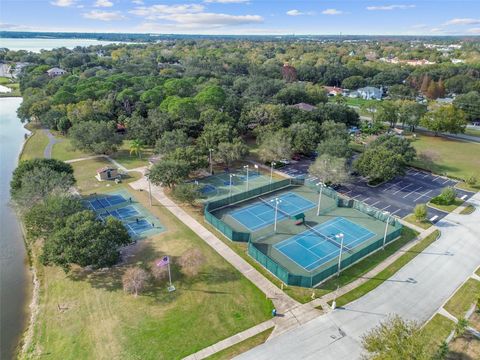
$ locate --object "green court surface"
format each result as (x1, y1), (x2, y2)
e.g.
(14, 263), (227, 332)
(83, 189), (165, 240)
(193, 168), (272, 202)
(209, 181), (402, 287)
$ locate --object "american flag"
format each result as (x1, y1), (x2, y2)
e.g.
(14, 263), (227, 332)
(156, 256), (169, 267)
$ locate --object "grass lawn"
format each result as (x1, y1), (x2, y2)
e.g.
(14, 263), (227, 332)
(421, 314), (455, 356)
(70, 158), (142, 195)
(410, 134), (480, 183)
(0, 77), (21, 97)
(428, 198), (464, 213)
(465, 128), (480, 138)
(205, 327), (273, 360)
(476, 267), (480, 277)
(20, 130), (49, 161)
(460, 204), (476, 215)
(51, 136), (91, 161)
(110, 140), (153, 169)
(444, 278), (480, 319)
(333, 230), (440, 307)
(403, 214), (433, 229)
(26, 184), (273, 360)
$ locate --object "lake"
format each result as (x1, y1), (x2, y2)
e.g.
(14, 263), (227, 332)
(0, 97), (29, 359)
(0, 38), (122, 52)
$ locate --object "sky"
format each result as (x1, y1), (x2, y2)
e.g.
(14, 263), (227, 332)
(1, 0), (480, 35)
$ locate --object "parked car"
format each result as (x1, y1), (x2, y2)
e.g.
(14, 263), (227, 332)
(291, 154), (302, 161)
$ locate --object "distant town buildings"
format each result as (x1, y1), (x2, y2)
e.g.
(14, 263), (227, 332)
(379, 57), (436, 66)
(46, 67), (67, 77)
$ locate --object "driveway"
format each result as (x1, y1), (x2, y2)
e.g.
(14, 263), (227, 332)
(236, 193), (480, 360)
(278, 160), (473, 223)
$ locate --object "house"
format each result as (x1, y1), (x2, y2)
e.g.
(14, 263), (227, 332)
(355, 86), (383, 100)
(46, 67), (67, 77)
(323, 86), (344, 97)
(290, 102), (316, 111)
(96, 167), (119, 181)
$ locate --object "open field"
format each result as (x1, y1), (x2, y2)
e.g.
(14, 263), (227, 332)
(206, 328), (273, 360)
(20, 130), (49, 161)
(51, 136), (90, 161)
(26, 185), (273, 359)
(333, 230), (440, 307)
(410, 135), (480, 183)
(444, 278), (480, 319)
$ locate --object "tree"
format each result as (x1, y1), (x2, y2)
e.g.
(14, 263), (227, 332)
(435, 186), (456, 205)
(23, 195), (83, 240)
(69, 121), (123, 154)
(398, 101), (427, 132)
(369, 135), (416, 164)
(320, 120), (349, 141)
(41, 211), (131, 271)
(178, 248), (206, 277)
(197, 122), (236, 152)
(165, 146), (209, 172)
(341, 75), (366, 90)
(258, 130), (292, 163)
(388, 84), (415, 100)
(362, 315), (430, 360)
(129, 139), (144, 159)
(172, 183), (202, 205)
(414, 204), (427, 222)
(289, 122), (320, 155)
(155, 129), (189, 156)
(122, 267), (149, 297)
(309, 154), (350, 185)
(453, 91), (480, 121)
(317, 137), (351, 159)
(195, 85), (226, 109)
(215, 139), (249, 168)
(149, 160), (190, 188)
(421, 105), (467, 135)
(376, 101), (399, 128)
(355, 147), (404, 183)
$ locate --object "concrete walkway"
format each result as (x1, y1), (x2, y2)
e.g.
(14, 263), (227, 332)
(42, 129), (63, 159)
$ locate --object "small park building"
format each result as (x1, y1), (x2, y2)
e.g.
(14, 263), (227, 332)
(96, 167), (119, 181)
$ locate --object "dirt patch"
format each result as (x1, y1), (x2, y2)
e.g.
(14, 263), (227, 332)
(447, 333), (480, 360)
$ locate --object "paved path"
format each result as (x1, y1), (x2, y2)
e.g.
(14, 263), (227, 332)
(42, 129), (63, 159)
(236, 193), (480, 360)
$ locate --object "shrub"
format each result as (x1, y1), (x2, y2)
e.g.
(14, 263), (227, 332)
(122, 267), (149, 297)
(414, 204), (427, 222)
(178, 248), (206, 277)
(439, 187), (456, 205)
(466, 175), (477, 186)
(172, 183), (202, 205)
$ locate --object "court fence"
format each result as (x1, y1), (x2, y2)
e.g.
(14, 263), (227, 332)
(204, 178), (403, 287)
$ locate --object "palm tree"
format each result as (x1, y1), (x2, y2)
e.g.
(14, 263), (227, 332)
(129, 139), (144, 159)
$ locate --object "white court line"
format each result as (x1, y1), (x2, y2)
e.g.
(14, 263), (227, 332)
(414, 189), (433, 201)
(403, 186), (423, 198)
(430, 215), (438, 222)
(392, 183), (414, 195)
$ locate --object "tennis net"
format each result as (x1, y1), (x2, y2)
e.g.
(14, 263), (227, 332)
(304, 223), (353, 253)
(258, 196), (291, 218)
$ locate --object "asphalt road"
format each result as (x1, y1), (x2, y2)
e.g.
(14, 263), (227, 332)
(236, 193), (480, 360)
(279, 160), (473, 223)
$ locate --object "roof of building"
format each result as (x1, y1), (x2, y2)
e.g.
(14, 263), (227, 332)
(291, 102), (317, 111)
(97, 167), (116, 173)
(47, 67), (66, 74)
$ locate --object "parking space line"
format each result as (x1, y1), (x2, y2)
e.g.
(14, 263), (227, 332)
(352, 194), (361, 199)
(431, 176), (440, 181)
(383, 181), (402, 191)
(371, 201), (380, 207)
(461, 194), (467, 200)
(381, 205), (391, 211)
(422, 173), (430, 178)
(414, 189), (432, 201)
(403, 186), (423, 198)
(430, 215), (439, 222)
(391, 209), (400, 216)
(442, 179), (450, 184)
(392, 183), (413, 195)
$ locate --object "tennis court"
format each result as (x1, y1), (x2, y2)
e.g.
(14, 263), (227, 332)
(84, 190), (165, 239)
(229, 192), (316, 231)
(274, 217), (375, 272)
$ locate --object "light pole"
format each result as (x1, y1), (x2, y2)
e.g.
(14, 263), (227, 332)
(382, 211), (390, 250)
(316, 181), (324, 216)
(270, 161), (276, 184)
(271, 197), (282, 232)
(244, 165), (249, 191)
(229, 173), (236, 197)
(336, 233), (344, 277)
(146, 172), (152, 207)
(209, 148), (214, 175)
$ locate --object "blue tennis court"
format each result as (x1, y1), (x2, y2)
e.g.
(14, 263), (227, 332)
(99, 205), (139, 220)
(200, 184), (216, 194)
(230, 192), (316, 231)
(126, 219), (154, 236)
(274, 217), (375, 271)
(86, 194), (128, 210)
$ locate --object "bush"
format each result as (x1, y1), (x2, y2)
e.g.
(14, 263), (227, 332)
(414, 204), (427, 222)
(122, 267), (149, 297)
(150, 260), (169, 282)
(172, 183), (202, 205)
(178, 248), (206, 277)
(466, 175), (477, 186)
(432, 187), (456, 205)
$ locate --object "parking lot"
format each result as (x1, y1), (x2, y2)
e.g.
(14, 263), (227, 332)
(278, 161), (473, 223)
